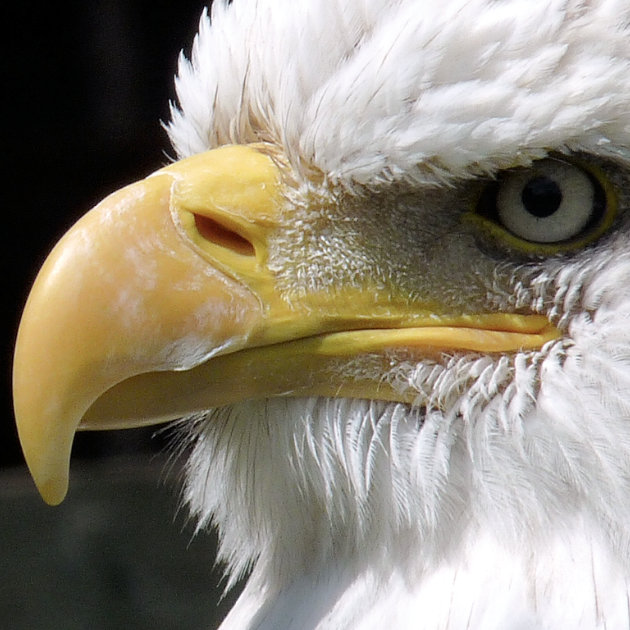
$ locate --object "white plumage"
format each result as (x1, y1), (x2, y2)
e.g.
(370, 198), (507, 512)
(168, 0), (630, 184)
(165, 1), (630, 628)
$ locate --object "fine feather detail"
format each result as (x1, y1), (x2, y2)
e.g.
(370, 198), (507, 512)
(167, 0), (630, 187)
(179, 275), (630, 626)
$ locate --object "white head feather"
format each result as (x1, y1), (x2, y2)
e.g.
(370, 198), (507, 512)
(168, 0), (630, 184)
(166, 1), (630, 628)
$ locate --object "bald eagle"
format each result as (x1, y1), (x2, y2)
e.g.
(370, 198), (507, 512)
(13, 0), (630, 628)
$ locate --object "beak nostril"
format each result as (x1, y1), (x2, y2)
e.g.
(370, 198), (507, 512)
(194, 214), (256, 257)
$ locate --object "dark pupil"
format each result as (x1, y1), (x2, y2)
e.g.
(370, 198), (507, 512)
(521, 176), (562, 218)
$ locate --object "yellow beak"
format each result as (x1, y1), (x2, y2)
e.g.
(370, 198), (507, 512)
(13, 144), (559, 505)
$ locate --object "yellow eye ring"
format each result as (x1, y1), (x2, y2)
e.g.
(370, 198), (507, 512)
(463, 156), (617, 256)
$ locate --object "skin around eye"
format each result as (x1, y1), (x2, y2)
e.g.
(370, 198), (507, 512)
(464, 157), (615, 256)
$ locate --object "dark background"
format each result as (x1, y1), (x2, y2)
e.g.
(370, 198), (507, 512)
(4, 1), (210, 470)
(2, 4), (249, 628)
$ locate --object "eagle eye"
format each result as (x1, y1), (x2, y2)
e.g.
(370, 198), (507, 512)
(472, 157), (616, 255)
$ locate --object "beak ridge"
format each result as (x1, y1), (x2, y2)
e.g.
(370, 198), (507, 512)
(13, 146), (278, 504)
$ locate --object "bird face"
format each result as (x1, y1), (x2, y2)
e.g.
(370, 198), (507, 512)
(12, 0), (630, 614)
(16, 139), (583, 504)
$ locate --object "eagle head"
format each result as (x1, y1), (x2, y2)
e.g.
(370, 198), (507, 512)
(13, 1), (630, 627)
